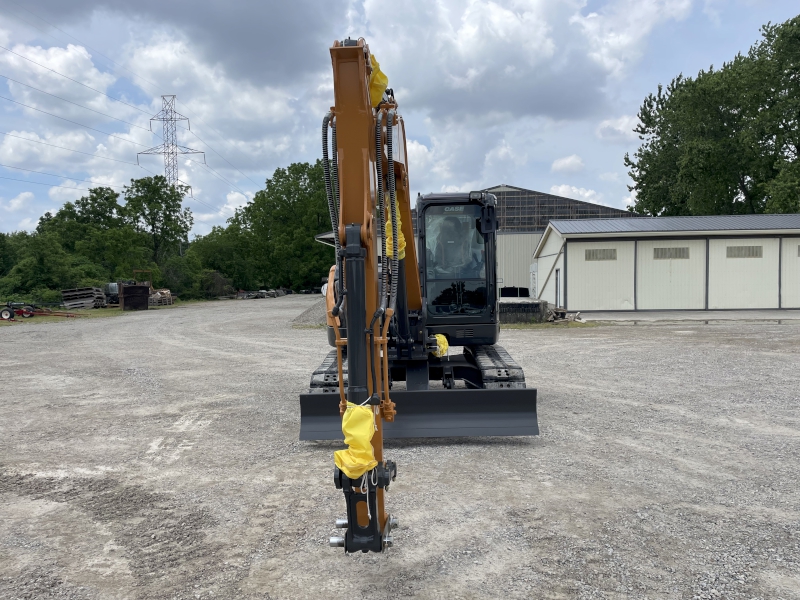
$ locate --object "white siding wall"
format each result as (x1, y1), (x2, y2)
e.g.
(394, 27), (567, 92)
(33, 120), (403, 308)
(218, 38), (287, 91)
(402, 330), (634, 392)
(637, 239), (706, 309)
(708, 238), (779, 309)
(782, 237), (800, 308)
(535, 232), (565, 306)
(567, 241), (635, 311)
(497, 233), (542, 289)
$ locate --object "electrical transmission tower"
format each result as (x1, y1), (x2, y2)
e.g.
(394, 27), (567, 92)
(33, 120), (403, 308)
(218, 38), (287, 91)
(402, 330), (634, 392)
(138, 95), (204, 186)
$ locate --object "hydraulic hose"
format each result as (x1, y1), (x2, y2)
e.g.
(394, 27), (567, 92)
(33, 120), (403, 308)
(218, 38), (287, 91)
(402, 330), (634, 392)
(321, 112), (340, 255)
(375, 110), (388, 312)
(331, 119), (341, 237)
(387, 110), (399, 313)
(322, 112), (344, 300)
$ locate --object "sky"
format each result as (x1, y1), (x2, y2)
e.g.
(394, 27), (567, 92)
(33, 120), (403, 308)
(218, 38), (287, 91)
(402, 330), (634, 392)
(0, 0), (797, 235)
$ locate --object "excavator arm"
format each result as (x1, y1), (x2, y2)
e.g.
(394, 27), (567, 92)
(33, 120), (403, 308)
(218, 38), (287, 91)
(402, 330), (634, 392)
(322, 38), (406, 553)
(307, 37), (538, 553)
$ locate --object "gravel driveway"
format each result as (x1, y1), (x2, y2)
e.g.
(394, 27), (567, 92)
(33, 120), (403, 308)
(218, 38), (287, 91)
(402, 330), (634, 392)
(0, 297), (798, 599)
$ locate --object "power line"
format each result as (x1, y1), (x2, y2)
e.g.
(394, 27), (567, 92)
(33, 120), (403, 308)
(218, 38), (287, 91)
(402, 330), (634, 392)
(135, 160), (230, 215)
(2, 0), (165, 98)
(185, 128), (261, 188)
(0, 174), (94, 192)
(0, 13), (255, 206)
(0, 43), (152, 115)
(185, 157), (249, 197)
(0, 164), (230, 214)
(0, 74), (154, 132)
(0, 14), (259, 191)
(0, 131), (138, 165)
(0, 162), (126, 188)
(0, 94), (148, 147)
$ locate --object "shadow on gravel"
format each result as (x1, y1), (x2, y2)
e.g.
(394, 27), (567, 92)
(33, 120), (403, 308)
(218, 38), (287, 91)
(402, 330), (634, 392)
(0, 469), (241, 599)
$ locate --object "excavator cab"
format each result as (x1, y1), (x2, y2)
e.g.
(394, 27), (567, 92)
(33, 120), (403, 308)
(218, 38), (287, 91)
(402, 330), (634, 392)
(419, 192), (499, 346)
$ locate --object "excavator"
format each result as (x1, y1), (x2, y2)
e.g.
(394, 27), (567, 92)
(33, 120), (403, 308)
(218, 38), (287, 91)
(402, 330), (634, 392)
(299, 38), (538, 553)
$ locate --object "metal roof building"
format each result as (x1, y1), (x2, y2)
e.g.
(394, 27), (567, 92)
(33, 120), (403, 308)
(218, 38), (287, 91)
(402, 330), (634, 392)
(482, 185), (636, 295)
(533, 214), (800, 311)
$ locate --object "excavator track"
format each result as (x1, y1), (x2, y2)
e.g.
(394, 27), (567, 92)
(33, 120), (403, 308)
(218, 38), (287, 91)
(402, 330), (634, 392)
(465, 344), (526, 389)
(309, 349), (347, 392)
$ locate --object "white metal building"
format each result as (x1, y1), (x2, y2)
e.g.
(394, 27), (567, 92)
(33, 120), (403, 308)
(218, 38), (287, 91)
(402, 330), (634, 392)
(496, 232), (542, 291)
(533, 214), (800, 311)
(483, 185), (635, 296)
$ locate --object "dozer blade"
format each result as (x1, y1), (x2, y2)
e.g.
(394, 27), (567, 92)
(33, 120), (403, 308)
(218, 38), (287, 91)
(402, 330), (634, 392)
(299, 388), (538, 440)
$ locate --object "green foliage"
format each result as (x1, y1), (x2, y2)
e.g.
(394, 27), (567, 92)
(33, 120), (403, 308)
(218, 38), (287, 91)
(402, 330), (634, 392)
(123, 176), (193, 263)
(236, 160), (334, 289)
(2, 162), (334, 301)
(626, 16), (800, 216)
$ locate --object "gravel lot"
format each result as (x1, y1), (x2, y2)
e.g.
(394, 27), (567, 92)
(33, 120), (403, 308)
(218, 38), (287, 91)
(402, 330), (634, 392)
(1, 296), (798, 599)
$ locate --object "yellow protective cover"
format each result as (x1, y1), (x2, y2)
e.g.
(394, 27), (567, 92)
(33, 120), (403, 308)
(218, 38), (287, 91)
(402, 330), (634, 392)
(334, 402), (378, 479)
(385, 199), (406, 260)
(368, 54), (388, 108)
(432, 334), (449, 358)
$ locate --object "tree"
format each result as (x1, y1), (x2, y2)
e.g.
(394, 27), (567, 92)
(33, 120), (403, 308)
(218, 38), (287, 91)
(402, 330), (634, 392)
(123, 176), (192, 263)
(73, 186), (124, 229)
(625, 16), (800, 216)
(235, 160), (334, 289)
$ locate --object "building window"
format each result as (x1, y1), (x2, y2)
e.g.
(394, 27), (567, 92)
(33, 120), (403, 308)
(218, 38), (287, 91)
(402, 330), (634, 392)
(654, 247), (689, 259)
(726, 245), (763, 258)
(585, 248), (617, 261)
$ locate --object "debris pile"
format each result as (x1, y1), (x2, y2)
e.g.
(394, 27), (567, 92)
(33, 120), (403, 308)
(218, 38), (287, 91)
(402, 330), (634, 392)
(149, 289), (174, 306)
(61, 287), (107, 309)
(547, 307), (586, 324)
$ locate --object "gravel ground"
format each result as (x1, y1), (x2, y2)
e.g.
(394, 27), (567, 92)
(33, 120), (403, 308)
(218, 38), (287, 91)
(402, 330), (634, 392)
(1, 296), (799, 599)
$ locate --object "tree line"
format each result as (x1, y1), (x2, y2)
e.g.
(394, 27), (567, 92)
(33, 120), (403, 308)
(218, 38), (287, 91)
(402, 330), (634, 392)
(0, 162), (334, 303)
(626, 15), (799, 215)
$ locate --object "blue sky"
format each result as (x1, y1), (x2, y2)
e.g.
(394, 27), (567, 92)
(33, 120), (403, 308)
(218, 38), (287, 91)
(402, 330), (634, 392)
(0, 0), (797, 235)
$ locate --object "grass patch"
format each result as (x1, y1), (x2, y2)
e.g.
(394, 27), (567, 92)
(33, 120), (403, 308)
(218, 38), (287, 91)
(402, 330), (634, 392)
(0, 306), (128, 327)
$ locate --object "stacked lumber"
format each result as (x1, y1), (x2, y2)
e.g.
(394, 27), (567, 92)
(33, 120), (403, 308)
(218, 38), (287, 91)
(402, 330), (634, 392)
(61, 287), (106, 309)
(148, 289), (174, 306)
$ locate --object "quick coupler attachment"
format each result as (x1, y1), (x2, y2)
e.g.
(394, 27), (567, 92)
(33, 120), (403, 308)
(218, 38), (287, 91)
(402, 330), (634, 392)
(330, 461), (397, 552)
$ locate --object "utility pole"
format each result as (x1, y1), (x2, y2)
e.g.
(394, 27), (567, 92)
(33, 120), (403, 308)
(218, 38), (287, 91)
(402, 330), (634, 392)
(138, 95), (204, 186)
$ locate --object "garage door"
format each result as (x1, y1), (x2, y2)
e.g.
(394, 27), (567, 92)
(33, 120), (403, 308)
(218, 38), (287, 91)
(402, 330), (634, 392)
(708, 238), (779, 309)
(637, 239), (706, 309)
(782, 237), (800, 308)
(567, 241), (635, 311)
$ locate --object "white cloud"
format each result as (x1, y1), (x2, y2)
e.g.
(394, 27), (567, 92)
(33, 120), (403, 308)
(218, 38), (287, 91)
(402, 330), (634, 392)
(596, 115), (639, 143)
(551, 154), (584, 173)
(550, 184), (601, 203)
(16, 217), (35, 230)
(47, 182), (83, 203)
(4, 191), (34, 212)
(571, 0), (693, 77)
(599, 172), (620, 182)
(223, 190), (252, 212)
(624, 188), (638, 209)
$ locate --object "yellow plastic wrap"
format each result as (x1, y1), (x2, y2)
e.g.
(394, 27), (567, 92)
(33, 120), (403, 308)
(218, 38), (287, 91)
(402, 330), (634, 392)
(431, 334), (449, 358)
(334, 402), (378, 479)
(385, 199), (406, 260)
(368, 54), (388, 108)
